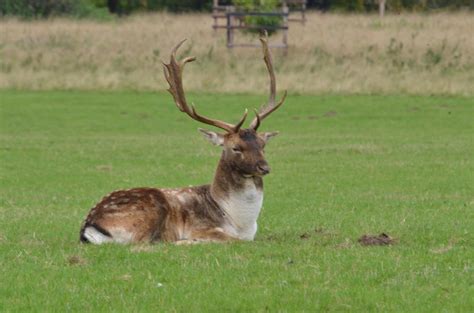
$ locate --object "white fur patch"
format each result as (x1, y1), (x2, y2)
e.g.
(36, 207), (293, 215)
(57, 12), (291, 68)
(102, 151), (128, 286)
(218, 178), (263, 240)
(83, 227), (112, 245)
(83, 227), (134, 244)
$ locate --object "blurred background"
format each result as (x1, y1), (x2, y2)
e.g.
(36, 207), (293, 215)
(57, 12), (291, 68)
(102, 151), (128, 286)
(2, 0), (472, 16)
(0, 0), (473, 95)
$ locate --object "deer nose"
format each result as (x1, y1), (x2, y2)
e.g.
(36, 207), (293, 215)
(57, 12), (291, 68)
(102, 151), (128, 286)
(257, 161), (270, 175)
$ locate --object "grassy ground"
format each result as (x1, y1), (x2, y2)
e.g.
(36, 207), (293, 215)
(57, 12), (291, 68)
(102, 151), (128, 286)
(1, 12), (474, 95)
(0, 90), (473, 311)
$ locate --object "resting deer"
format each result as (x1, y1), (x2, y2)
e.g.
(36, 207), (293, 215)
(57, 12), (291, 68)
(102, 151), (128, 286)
(79, 35), (287, 244)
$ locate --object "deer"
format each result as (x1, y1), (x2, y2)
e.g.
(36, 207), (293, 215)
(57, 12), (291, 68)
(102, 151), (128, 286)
(79, 34), (287, 245)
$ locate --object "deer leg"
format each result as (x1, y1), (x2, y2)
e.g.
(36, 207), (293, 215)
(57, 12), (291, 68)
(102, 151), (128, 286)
(175, 227), (236, 245)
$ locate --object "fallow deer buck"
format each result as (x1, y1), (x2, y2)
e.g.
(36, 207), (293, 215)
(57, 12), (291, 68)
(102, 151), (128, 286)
(79, 34), (287, 244)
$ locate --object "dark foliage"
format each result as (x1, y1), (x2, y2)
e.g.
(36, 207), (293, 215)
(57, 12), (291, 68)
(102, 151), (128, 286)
(0, 0), (110, 18)
(1, 0), (472, 18)
(307, 0), (473, 11)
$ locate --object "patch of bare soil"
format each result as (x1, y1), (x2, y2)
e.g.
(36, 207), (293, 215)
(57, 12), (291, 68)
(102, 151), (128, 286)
(67, 255), (87, 266)
(299, 227), (335, 240)
(358, 233), (396, 246)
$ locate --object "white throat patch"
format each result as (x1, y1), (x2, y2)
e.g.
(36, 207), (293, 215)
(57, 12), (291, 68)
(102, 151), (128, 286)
(218, 178), (263, 240)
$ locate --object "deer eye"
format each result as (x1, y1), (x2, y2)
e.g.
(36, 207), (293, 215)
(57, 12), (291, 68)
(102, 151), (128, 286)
(232, 147), (242, 154)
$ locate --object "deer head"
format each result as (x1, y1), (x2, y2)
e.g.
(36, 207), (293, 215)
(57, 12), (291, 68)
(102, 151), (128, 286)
(163, 34), (286, 178)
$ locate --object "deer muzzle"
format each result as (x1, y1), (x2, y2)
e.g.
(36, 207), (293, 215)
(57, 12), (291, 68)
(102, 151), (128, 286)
(256, 161), (271, 176)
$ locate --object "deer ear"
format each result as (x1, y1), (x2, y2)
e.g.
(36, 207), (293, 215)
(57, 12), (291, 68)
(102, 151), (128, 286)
(198, 128), (224, 146)
(260, 131), (279, 143)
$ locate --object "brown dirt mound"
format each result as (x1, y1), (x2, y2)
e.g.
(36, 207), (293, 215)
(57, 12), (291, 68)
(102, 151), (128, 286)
(358, 233), (396, 246)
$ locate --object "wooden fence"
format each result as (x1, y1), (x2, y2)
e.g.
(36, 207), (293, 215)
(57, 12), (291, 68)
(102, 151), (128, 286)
(212, 1), (307, 50)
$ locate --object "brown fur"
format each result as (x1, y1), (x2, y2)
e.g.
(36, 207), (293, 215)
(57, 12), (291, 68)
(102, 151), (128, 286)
(80, 185), (230, 243)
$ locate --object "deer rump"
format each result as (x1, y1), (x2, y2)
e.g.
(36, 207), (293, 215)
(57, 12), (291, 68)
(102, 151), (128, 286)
(79, 33), (286, 245)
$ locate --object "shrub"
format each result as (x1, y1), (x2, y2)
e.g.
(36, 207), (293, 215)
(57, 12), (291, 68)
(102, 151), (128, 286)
(0, 0), (111, 19)
(234, 0), (283, 35)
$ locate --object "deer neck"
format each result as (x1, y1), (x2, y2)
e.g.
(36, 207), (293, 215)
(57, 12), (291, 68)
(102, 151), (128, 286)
(210, 156), (264, 240)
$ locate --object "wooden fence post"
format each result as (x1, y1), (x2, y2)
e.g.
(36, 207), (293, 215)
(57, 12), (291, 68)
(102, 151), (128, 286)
(379, 0), (386, 18)
(301, 0), (307, 25)
(226, 9), (234, 48)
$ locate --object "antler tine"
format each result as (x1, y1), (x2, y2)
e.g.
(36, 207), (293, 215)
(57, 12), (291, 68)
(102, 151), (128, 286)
(163, 39), (247, 133)
(252, 108), (261, 130)
(249, 31), (287, 130)
(234, 108), (248, 132)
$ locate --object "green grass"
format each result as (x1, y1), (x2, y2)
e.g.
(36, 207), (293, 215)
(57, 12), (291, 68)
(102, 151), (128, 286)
(0, 90), (473, 312)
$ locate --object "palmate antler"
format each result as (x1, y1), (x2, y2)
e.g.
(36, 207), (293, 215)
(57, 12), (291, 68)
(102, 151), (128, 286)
(249, 33), (287, 130)
(163, 33), (286, 133)
(163, 40), (247, 133)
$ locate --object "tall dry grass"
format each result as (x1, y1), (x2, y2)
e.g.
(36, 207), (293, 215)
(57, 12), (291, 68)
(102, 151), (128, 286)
(0, 12), (473, 95)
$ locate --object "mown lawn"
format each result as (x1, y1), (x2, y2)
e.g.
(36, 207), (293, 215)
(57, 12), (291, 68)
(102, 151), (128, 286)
(0, 91), (472, 312)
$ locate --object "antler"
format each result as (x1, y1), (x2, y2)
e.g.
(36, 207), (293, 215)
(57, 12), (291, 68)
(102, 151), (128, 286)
(249, 32), (287, 130)
(163, 39), (247, 133)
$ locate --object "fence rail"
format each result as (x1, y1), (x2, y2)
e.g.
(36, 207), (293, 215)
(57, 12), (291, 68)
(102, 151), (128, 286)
(212, 1), (306, 51)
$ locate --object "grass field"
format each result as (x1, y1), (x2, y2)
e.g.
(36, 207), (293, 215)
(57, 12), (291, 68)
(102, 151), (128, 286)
(0, 90), (473, 311)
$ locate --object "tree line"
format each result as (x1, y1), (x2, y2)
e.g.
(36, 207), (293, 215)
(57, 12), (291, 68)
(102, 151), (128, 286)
(1, 0), (472, 18)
